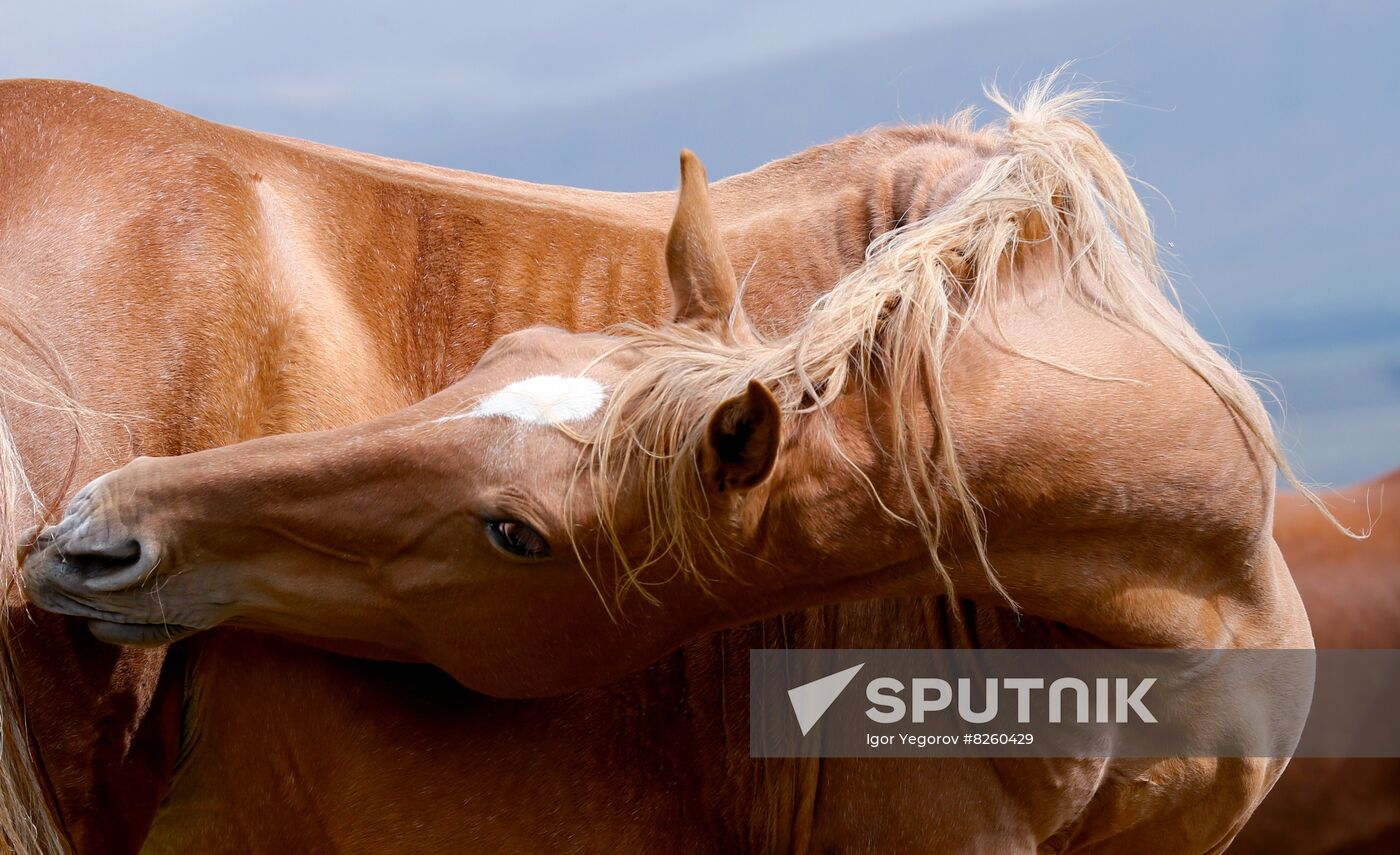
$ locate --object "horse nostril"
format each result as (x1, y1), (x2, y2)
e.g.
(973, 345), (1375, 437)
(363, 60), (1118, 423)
(64, 539), (145, 578)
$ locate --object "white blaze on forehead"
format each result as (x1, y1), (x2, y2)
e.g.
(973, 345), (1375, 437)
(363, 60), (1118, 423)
(461, 375), (605, 425)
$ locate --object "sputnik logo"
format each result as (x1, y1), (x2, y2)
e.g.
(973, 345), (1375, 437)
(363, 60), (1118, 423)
(787, 663), (865, 736)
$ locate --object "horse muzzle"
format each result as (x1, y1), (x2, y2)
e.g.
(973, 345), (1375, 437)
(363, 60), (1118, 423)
(19, 470), (204, 645)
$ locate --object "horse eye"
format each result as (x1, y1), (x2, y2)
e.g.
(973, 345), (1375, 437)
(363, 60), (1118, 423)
(485, 520), (550, 560)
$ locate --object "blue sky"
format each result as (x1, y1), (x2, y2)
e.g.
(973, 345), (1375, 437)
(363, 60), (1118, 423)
(3, 0), (1396, 483)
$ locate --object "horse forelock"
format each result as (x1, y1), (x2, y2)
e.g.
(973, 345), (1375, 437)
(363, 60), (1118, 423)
(575, 69), (1335, 608)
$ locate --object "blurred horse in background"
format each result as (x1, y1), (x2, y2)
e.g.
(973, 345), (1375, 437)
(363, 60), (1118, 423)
(1235, 468), (1400, 854)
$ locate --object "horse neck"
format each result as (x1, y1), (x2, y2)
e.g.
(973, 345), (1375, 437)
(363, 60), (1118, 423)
(746, 275), (1304, 652)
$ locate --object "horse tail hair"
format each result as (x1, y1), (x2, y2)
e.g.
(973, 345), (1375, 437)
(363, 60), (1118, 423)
(0, 301), (82, 854)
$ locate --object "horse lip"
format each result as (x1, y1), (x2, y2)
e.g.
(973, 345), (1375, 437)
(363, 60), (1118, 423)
(85, 619), (198, 647)
(29, 584), (137, 623)
(25, 578), (198, 633)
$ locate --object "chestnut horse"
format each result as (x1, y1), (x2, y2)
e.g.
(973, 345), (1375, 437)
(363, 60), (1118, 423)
(20, 81), (1319, 852)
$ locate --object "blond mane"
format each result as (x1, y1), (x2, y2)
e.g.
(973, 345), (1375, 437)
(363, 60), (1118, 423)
(579, 73), (1336, 605)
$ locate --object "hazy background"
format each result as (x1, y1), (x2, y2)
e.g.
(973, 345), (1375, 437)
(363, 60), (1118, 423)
(3, 0), (1396, 484)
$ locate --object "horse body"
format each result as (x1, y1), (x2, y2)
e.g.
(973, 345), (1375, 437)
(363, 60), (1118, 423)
(142, 606), (1099, 853)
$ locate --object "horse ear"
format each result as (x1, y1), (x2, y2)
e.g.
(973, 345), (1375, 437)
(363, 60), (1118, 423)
(667, 150), (742, 336)
(700, 380), (781, 494)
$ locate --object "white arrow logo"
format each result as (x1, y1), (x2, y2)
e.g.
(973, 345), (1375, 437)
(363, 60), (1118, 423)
(787, 663), (865, 736)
